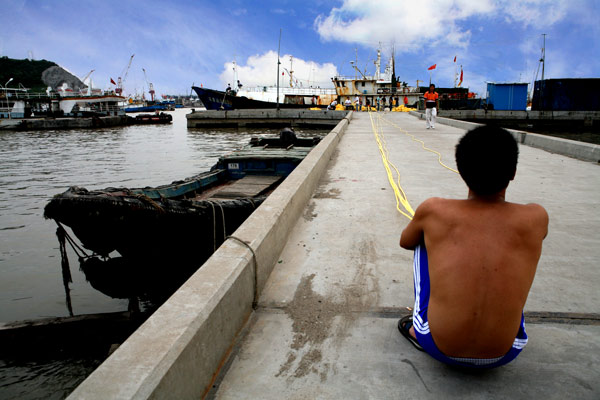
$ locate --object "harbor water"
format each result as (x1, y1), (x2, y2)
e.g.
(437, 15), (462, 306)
(0, 108), (326, 398)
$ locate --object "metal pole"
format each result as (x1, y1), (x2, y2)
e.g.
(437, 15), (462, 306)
(276, 28), (282, 111)
(541, 33), (546, 81)
(540, 33), (546, 111)
(5, 78), (13, 119)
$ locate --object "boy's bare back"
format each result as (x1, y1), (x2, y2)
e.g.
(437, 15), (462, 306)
(400, 195), (548, 358)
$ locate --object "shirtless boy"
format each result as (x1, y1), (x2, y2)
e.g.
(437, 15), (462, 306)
(398, 125), (548, 368)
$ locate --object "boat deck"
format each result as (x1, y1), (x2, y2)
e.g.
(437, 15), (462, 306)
(209, 175), (282, 199)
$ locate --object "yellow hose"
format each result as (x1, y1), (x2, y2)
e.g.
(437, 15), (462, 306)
(380, 115), (459, 175)
(369, 112), (415, 220)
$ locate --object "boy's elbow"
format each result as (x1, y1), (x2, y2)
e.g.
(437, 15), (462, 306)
(399, 234), (416, 250)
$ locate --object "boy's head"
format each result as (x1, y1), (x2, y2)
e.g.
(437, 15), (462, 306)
(429, 84), (435, 91)
(455, 125), (519, 195)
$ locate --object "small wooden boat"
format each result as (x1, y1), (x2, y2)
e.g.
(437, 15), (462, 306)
(132, 112), (173, 124)
(44, 129), (320, 272)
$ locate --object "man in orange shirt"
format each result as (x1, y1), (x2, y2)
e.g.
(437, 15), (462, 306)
(423, 84), (439, 129)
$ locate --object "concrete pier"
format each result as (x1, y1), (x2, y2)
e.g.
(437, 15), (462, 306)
(186, 109), (348, 128)
(70, 112), (600, 399)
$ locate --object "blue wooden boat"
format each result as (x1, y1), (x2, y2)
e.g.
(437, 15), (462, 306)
(44, 130), (320, 274)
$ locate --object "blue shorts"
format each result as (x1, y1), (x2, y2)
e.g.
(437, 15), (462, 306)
(412, 244), (528, 368)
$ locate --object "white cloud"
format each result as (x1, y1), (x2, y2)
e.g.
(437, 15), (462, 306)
(314, 0), (495, 50)
(500, 0), (570, 27)
(219, 51), (338, 88)
(314, 0), (570, 50)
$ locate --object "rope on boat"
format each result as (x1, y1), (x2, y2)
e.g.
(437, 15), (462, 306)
(207, 200), (227, 252)
(55, 221), (94, 317)
(132, 193), (165, 213)
(56, 224), (74, 317)
(227, 235), (258, 310)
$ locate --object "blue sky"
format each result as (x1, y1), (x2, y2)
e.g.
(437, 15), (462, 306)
(1, 0), (598, 97)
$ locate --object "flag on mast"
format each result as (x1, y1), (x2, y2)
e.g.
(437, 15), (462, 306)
(427, 64), (437, 70)
(110, 78), (116, 85)
(454, 56), (457, 63)
(458, 67), (463, 87)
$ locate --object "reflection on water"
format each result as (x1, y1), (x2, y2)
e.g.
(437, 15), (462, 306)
(0, 108), (328, 398)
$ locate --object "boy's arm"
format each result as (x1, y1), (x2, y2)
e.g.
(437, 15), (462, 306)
(400, 199), (433, 250)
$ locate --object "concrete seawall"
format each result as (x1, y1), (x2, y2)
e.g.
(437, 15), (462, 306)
(186, 109), (348, 128)
(68, 113), (353, 399)
(409, 110), (600, 163)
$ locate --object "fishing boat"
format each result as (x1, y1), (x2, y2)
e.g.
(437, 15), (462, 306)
(132, 112), (173, 124)
(44, 129), (320, 276)
(192, 86), (333, 111)
(193, 54), (337, 110)
(332, 47), (481, 110)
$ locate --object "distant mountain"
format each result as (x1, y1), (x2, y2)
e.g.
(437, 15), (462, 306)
(41, 66), (86, 92)
(0, 57), (84, 93)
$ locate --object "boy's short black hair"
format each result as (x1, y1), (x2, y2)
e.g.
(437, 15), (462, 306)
(455, 125), (519, 195)
(430, 84), (435, 88)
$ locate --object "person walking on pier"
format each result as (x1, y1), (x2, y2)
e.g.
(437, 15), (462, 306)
(398, 125), (548, 368)
(423, 84), (439, 129)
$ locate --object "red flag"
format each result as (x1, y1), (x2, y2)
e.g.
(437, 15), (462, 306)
(458, 68), (463, 87)
(110, 78), (116, 85)
(453, 56), (457, 62)
(428, 64), (436, 70)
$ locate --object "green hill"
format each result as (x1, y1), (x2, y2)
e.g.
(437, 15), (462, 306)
(0, 56), (58, 92)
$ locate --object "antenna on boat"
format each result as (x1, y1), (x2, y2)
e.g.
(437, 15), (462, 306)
(540, 33), (546, 81)
(289, 56), (294, 88)
(276, 28), (282, 111)
(537, 33), (547, 110)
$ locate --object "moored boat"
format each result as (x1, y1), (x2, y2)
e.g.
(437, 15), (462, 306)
(192, 86), (331, 111)
(133, 112), (173, 124)
(44, 129), (320, 274)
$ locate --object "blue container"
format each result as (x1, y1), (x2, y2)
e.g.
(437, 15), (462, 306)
(486, 83), (528, 110)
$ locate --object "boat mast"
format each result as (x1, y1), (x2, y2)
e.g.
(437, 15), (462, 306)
(276, 28), (282, 111)
(540, 33), (546, 110)
(289, 56), (294, 88)
(232, 56), (238, 93)
(540, 33), (546, 81)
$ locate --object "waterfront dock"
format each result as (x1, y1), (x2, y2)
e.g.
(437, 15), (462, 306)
(69, 112), (600, 399)
(187, 109), (348, 128)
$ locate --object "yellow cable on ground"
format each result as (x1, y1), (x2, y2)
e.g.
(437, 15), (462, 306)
(368, 112), (415, 220)
(380, 115), (459, 175)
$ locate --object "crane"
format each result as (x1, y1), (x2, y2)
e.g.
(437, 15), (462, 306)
(115, 54), (135, 96)
(142, 68), (155, 102)
(81, 69), (95, 84)
(79, 69), (95, 95)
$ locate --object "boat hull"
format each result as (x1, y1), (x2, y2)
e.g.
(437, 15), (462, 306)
(44, 186), (264, 264)
(192, 86), (326, 110)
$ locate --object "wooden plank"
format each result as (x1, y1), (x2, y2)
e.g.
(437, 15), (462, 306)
(210, 175), (281, 198)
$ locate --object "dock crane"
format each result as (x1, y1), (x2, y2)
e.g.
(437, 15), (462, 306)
(81, 69), (95, 84)
(115, 54), (135, 96)
(79, 69), (95, 95)
(142, 68), (155, 101)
